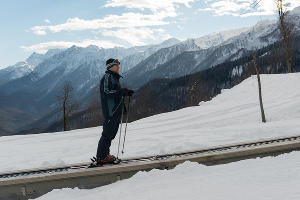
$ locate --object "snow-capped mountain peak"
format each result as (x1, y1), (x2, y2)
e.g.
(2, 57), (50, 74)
(0, 61), (34, 85)
(191, 26), (251, 49)
(160, 37), (181, 47)
(290, 5), (300, 16)
(26, 49), (64, 69)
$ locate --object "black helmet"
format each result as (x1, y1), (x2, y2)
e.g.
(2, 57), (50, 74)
(106, 58), (120, 69)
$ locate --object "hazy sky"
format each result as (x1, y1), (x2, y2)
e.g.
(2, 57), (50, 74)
(1, 0), (300, 67)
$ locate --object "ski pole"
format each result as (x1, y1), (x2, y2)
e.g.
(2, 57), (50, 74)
(117, 97), (124, 159)
(121, 96), (131, 154)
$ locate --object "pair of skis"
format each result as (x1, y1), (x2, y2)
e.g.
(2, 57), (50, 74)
(88, 156), (121, 168)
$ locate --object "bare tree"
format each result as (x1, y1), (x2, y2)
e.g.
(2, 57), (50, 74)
(253, 52), (266, 123)
(275, 0), (294, 73)
(57, 81), (80, 131)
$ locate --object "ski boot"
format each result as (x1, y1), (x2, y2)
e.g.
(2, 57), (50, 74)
(89, 154), (121, 168)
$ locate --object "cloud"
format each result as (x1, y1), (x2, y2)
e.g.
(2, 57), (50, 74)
(30, 12), (171, 35)
(32, 27), (47, 35)
(20, 40), (123, 54)
(200, 0), (300, 17)
(30, 0), (195, 35)
(27, 0), (194, 50)
(104, 0), (194, 10)
(103, 0), (195, 17)
(102, 27), (171, 46)
(44, 19), (51, 24)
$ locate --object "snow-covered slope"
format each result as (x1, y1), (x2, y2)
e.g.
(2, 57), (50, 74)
(220, 19), (277, 51)
(36, 152), (300, 200)
(123, 27), (250, 86)
(0, 73), (299, 173)
(123, 16), (282, 88)
(26, 49), (64, 67)
(0, 49), (63, 85)
(120, 38), (181, 73)
(187, 26), (251, 49)
(0, 62), (34, 85)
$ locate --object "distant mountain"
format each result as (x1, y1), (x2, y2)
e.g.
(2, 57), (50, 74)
(123, 27), (250, 88)
(32, 36), (300, 134)
(122, 20), (276, 89)
(27, 49), (64, 67)
(0, 38), (181, 135)
(123, 7), (300, 89)
(0, 49), (63, 85)
(187, 26), (251, 49)
(120, 38), (180, 73)
(0, 62), (33, 85)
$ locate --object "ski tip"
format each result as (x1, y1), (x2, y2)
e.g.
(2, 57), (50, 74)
(88, 163), (103, 168)
(113, 159), (121, 164)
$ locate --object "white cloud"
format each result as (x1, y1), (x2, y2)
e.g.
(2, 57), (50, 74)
(31, 12), (170, 35)
(104, 0), (194, 10)
(30, 0), (195, 36)
(32, 26), (47, 35)
(20, 40), (123, 54)
(103, 0), (195, 17)
(27, 0), (194, 50)
(44, 19), (51, 24)
(200, 0), (300, 17)
(102, 27), (171, 46)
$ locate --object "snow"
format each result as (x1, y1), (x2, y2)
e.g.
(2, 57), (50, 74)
(192, 26), (250, 49)
(0, 73), (300, 174)
(231, 65), (244, 77)
(290, 5), (300, 16)
(221, 19), (277, 51)
(36, 151), (300, 200)
(0, 61), (34, 81)
(0, 72), (300, 199)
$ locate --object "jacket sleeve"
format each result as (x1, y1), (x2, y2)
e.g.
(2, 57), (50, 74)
(103, 74), (120, 96)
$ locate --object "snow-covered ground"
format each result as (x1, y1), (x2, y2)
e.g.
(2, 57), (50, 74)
(0, 73), (300, 174)
(37, 151), (300, 200)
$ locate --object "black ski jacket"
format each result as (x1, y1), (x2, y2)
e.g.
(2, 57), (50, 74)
(100, 70), (123, 119)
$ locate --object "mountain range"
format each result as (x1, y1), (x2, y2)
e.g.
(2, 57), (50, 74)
(1, 6), (300, 136)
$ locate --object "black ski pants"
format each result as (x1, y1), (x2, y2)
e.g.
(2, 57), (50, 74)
(96, 111), (122, 160)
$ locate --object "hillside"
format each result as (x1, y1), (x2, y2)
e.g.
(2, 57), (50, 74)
(36, 36), (300, 134)
(0, 72), (299, 172)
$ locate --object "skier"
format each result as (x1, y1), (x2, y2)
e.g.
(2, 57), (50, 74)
(95, 58), (134, 165)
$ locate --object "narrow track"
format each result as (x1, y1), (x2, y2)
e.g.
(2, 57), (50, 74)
(1, 134), (300, 179)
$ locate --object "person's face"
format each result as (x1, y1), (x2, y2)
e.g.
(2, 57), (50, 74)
(110, 63), (119, 73)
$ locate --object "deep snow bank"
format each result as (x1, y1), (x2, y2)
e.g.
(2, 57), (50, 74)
(36, 151), (300, 200)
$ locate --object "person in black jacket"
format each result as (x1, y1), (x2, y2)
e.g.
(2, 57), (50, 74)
(96, 58), (134, 164)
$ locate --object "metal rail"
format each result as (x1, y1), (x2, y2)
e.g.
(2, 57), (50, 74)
(1, 134), (300, 200)
(1, 134), (300, 179)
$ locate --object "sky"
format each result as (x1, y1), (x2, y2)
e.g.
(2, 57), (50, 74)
(1, 0), (300, 68)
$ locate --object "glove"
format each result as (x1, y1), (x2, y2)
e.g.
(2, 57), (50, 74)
(127, 89), (134, 96)
(120, 88), (134, 97)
